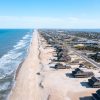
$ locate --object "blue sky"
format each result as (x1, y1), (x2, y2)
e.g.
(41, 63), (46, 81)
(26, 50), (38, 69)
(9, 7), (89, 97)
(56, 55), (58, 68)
(0, 0), (100, 28)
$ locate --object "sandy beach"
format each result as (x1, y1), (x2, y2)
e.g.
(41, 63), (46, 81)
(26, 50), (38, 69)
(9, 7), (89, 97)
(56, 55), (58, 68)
(9, 30), (99, 100)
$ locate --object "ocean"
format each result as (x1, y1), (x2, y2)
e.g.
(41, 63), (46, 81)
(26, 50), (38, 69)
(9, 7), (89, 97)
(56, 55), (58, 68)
(0, 29), (33, 100)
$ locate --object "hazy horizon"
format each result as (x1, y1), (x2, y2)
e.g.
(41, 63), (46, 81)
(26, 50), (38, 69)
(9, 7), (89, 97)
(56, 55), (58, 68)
(0, 0), (100, 29)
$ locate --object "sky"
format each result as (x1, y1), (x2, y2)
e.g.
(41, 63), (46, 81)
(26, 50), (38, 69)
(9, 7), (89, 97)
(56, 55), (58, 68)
(0, 0), (100, 29)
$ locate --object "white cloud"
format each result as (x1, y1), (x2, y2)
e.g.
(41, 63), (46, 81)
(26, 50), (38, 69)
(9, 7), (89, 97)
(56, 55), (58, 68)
(68, 17), (79, 22)
(0, 16), (63, 28)
(0, 16), (100, 28)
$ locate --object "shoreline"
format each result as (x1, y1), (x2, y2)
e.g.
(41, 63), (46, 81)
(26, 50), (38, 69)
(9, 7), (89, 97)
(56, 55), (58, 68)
(14, 30), (33, 80)
(7, 31), (34, 100)
(9, 30), (44, 100)
(9, 30), (99, 100)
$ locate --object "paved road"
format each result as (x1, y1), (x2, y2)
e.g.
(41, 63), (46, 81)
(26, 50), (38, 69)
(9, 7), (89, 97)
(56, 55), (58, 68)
(68, 46), (100, 68)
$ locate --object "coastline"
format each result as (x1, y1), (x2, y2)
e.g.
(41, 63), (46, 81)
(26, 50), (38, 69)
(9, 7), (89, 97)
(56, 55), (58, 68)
(9, 30), (44, 100)
(9, 30), (98, 100)
(14, 31), (33, 80)
(8, 31), (33, 99)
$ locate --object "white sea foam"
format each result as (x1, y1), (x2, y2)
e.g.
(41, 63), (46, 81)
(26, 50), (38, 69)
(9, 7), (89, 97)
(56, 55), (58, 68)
(0, 33), (32, 76)
(0, 30), (33, 100)
(13, 34), (31, 50)
(0, 82), (11, 91)
(22, 34), (30, 39)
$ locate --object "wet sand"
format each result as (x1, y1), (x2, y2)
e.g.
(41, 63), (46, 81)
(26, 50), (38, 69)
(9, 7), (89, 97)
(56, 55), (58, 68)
(9, 30), (98, 100)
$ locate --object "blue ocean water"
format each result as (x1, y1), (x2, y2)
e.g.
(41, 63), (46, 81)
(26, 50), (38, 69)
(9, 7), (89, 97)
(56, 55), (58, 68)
(0, 29), (33, 100)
